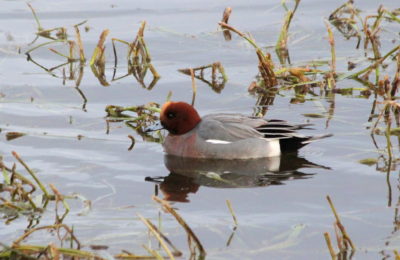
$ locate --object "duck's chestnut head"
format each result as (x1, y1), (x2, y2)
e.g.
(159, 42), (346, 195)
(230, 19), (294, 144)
(160, 101), (201, 135)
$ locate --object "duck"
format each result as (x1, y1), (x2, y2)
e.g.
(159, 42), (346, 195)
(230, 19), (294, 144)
(160, 101), (331, 159)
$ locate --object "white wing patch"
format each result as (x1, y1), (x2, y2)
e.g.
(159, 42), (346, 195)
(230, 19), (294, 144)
(206, 139), (232, 144)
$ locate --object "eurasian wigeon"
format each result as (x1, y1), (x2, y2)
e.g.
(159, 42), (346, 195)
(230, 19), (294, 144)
(160, 101), (331, 159)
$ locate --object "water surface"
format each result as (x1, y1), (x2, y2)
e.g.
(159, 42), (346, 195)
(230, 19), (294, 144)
(1, 0), (400, 259)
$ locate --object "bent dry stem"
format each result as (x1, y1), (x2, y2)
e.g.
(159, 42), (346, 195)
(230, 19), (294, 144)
(179, 62), (228, 93)
(324, 195), (355, 259)
(12, 151), (49, 198)
(153, 196), (206, 257)
(90, 29), (110, 86)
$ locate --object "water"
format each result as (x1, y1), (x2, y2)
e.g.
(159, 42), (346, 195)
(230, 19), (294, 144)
(1, 0), (400, 259)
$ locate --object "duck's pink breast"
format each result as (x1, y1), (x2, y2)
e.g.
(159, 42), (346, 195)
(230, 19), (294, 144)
(163, 132), (203, 158)
(163, 131), (281, 159)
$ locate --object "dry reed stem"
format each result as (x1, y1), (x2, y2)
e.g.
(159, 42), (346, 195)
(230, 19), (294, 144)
(0, 242), (38, 260)
(218, 22), (256, 49)
(127, 135), (135, 151)
(348, 45), (400, 79)
(129, 21), (147, 60)
(114, 253), (159, 259)
(48, 243), (61, 260)
(333, 222), (343, 250)
(142, 245), (164, 260)
(74, 26), (85, 62)
(118, 21), (160, 87)
(12, 151), (49, 198)
(371, 101), (396, 133)
(276, 0), (300, 51)
(0, 161), (35, 191)
(362, 7), (384, 59)
(221, 7), (232, 41)
(137, 21), (146, 38)
(25, 39), (66, 56)
(179, 62), (227, 83)
(149, 64), (160, 79)
(145, 219), (182, 257)
(256, 50), (277, 88)
(49, 183), (70, 223)
(394, 250), (400, 260)
(48, 46), (77, 62)
(324, 232), (337, 259)
(288, 68), (310, 82)
(324, 20), (336, 88)
(221, 7), (232, 24)
(27, 3), (43, 32)
(90, 29), (110, 66)
(391, 51), (400, 98)
(152, 196), (206, 257)
(226, 200), (238, 227)
(218, 22), (245, 37)
(7, 245), (101, 259)
(326, 196), (355, 250)
(137, 214), (176, 260)
(324, 20), (336, 75)
(0, 198), (25, 211)
(49, 184), (63, 201)
(190, 69), (197, 106)
(12, 224), (81, 248)
(90, 29), (110, 86)
(219, 21), (276, 88)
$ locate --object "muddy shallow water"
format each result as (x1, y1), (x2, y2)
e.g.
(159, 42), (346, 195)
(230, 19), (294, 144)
(1, 0), (400, 259)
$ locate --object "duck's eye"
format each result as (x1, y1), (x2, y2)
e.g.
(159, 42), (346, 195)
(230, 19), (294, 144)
(167, 112), (176, 119)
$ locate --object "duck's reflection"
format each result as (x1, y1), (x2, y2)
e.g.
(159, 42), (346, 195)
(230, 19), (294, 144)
(145, 154), (330, 202)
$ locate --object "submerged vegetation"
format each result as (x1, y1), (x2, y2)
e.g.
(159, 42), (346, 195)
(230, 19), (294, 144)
(1, 0), (400, 259)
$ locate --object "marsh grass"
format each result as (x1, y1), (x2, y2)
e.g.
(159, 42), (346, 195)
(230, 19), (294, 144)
(363, 52), (400, 182)
(25, 5), (161, 107)
(0, 153), (95, 259)
(275, 0), (300, 65)
(26, 4), (86, 64)
(0, 152), (73, 225)
(217, 1), (399, 111)
(27, 3), (69, 43)
(1, 153), (208, 259)
(325, 20), (337, 89)
(24, 2), (399, 106)
(112, 21), (160, 90)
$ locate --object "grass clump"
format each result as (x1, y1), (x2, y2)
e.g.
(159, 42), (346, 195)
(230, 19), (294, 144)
(112, 21), (160, 90)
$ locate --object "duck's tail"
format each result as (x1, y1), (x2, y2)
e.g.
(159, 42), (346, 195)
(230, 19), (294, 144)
(301, 133), (333, 144)
(279, 134), (332, 152)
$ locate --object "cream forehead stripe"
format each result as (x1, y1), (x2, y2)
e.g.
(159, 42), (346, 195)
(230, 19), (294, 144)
(205, 139), (232, 144)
